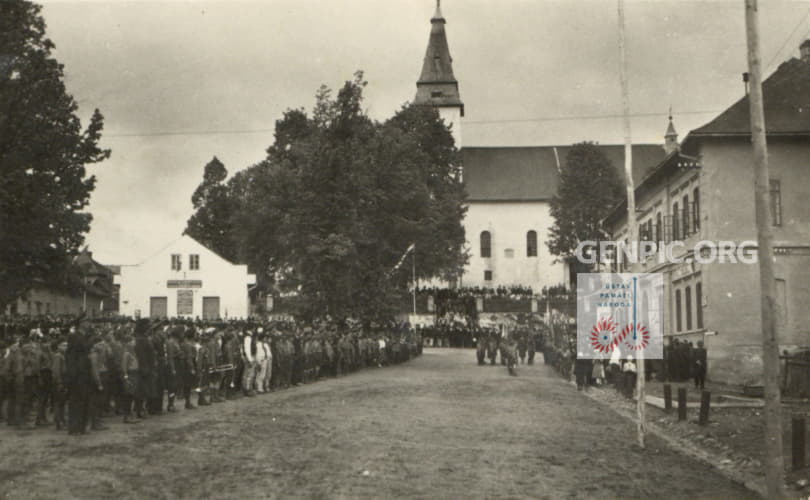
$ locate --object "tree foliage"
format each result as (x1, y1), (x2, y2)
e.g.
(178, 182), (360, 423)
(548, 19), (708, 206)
(186, 72), (468, 322)
(547, 142), (624, 263)
(0, 0), (110, 308)
(184, 156), (237, 262)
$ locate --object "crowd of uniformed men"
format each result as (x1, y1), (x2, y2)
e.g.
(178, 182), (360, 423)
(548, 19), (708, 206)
(0, 316), (422, 435)
(474, 327), (545, 376)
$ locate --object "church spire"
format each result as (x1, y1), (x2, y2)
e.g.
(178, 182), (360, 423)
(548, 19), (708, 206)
(414, 0), (464, 116)
(664, 108), (678, 154)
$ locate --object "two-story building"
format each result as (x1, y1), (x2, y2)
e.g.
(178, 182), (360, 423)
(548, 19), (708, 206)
(604, 44), (810, 385)
(116, 235), (256, 319)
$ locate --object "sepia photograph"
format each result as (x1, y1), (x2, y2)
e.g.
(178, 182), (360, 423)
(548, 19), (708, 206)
(1, 0), (809, 498)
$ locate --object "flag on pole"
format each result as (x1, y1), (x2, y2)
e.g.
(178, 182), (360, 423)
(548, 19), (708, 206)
(390, 243), (415, 275)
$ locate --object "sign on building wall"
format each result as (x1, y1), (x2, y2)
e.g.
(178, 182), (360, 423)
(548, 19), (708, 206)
(177, 289), (193, 315)
(167, 280), (202, 288)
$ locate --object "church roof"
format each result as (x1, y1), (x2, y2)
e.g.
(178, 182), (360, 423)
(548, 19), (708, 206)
(690, 57), (810, 137)
(462, 145), (667, 202)
(414, 2), (463, 110)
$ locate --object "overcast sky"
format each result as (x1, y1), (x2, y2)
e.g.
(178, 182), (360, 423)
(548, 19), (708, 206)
(38, 0), (810, 264)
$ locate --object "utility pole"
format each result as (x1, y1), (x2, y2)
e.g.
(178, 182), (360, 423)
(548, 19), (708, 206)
(618, 0), (645, 449)
(412, 245), (417, 315)
(744, 1), (785, 496)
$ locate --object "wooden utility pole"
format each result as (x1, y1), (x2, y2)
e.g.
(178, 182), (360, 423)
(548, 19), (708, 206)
(744, 1), (786, 496)
(618, 0), (645, 449)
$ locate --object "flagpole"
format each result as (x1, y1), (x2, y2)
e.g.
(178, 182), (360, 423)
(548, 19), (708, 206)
(412, 244), (417, 315)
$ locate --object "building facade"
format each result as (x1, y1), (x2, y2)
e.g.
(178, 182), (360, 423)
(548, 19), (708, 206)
(116, 235), (256, 319)
(604, 49), (810, 384)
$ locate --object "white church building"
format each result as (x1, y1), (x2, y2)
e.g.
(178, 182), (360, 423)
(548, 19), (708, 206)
(115, 235), (256, 319)
(413, 2), (667, 291)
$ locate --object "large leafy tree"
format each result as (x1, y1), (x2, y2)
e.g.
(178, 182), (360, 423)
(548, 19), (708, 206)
(190, 72), (467, 322)
(184, 156), (237, 262)
(547, 142), (624, 267)
(0, 0), (110, 308)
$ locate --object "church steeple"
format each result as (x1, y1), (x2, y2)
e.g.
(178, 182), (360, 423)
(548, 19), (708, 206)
(664, 109), (678, 154)
(414, 0), (464, 116)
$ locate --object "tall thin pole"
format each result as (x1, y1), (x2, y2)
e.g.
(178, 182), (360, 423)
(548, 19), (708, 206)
(412, 245), (417, 315)
(744, 1), (785, 496)
(618, 0), (645, 449)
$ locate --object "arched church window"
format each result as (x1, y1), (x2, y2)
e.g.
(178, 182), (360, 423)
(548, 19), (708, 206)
(526, 230), (538, 257)
(480, 231), (491, 258)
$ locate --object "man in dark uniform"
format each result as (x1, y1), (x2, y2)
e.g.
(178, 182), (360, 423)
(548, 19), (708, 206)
(149, 326), (168, 415)
(693, 341), (708, 391)
(475, 329), (487, 365)
(165, 326), (182, 412)
(134, 319), (155, 420)
(66, 324), (92, 434)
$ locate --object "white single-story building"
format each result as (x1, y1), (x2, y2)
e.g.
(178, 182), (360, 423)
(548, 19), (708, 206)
(115, 235), (256, 319)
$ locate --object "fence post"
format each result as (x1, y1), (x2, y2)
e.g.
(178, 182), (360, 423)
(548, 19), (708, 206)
(699, 391), (711, 426)
(677, 387), (687, 421)
(793, 416), (806, 471)
(664, 383), (672, 413)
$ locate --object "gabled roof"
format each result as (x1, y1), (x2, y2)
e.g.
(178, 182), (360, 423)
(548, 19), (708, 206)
(137, 234), (238, 267)
(602, 150), (702, 228)
(462, 144), (667, 202)
(691, 57), (810, 136)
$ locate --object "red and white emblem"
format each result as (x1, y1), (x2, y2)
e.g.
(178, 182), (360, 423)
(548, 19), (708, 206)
(589, 317), (618, 353)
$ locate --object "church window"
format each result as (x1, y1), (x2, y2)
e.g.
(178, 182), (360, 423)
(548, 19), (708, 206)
(527, 230), (538, 257)
(480, 231), (491, 258)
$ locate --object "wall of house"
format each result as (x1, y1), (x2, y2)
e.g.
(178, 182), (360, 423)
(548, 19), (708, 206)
(7, 286), (105, 317)
(117, 237), (255, 319)
(698, 137), (810, 384)
(461, 201), (564, 290)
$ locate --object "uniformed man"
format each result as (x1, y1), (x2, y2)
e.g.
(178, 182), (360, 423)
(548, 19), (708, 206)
(181, 328), (197, 409)
(88, 332), (110, 431)
(67, 324), (93, 435)
(165, 326), (182, 412)
(51, 337), (68, 430)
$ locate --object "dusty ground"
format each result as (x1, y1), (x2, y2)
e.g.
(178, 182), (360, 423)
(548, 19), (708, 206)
(0, 349), (754, 500)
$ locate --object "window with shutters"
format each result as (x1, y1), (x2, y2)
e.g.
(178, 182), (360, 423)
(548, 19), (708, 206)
(685, 286), (693, 331)
(672, 203), (680, 242)
(675, 289), (682, 332)
(692, 187), (700, 231)
(696, 281), (704, 329)
(770, 180), (782, 226)
(682, 194), (690, 238)
(656, 212), (663, 242)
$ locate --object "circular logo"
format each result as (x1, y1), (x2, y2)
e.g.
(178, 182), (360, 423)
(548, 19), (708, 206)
(620, 323), (650, 351)
(589, 317), (618, 353)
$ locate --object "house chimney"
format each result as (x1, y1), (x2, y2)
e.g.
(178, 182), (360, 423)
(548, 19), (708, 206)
(801, 39), (810, 62)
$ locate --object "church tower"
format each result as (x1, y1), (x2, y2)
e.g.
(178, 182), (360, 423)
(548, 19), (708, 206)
(664, 112), (678, 154)
(415, 0), (464, 147)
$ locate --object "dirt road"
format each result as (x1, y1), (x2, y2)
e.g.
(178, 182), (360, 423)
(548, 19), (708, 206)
(0, 348), (754, 499)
